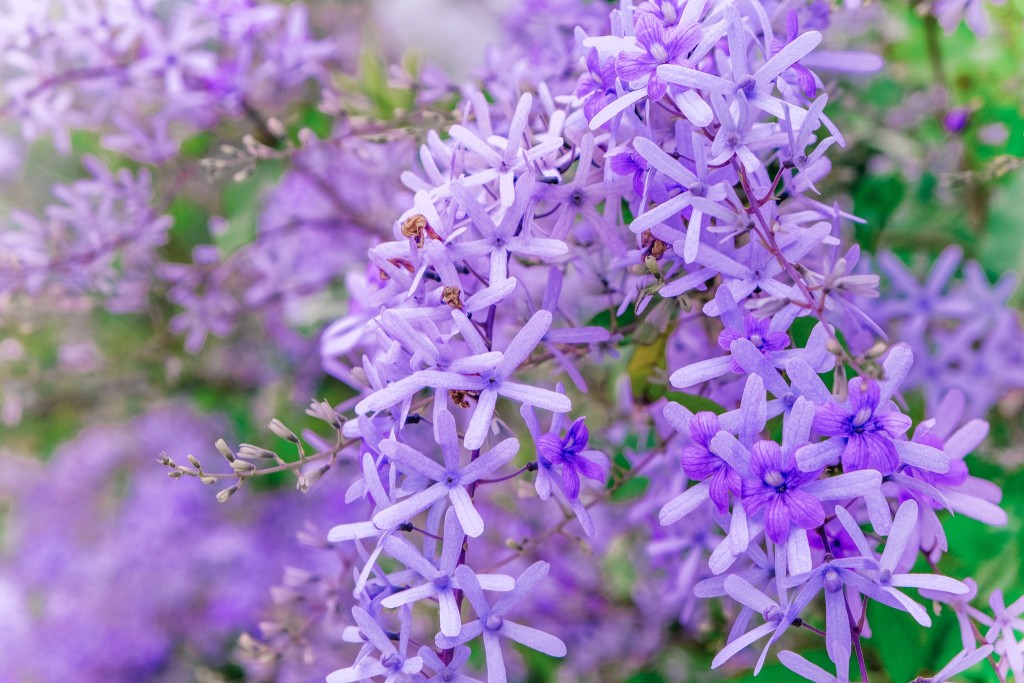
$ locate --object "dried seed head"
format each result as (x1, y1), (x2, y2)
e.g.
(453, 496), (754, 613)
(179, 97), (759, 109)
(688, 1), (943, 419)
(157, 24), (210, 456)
(441, 286), (464, 310)
(400, 213), (428, 241)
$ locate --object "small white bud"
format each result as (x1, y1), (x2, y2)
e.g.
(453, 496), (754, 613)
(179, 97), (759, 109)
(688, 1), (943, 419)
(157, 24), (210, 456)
(268, 418), (299, 443)
(216, 485), (238, 503)
(214, 439), (235, 461)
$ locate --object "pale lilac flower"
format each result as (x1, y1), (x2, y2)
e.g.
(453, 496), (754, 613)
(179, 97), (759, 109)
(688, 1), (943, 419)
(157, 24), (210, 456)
(372, 410), (519, 537)
(355, 311), (571, 449)
(327, 607), (423, 683)
(435, 562), (567, 683)
(417, 646), (482, 683)
(833, 501), (970, 623)
(381, 510), (514, 637)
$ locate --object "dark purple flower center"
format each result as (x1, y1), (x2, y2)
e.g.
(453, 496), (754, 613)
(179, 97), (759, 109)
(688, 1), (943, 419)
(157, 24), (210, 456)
(485, 614), (504, 631)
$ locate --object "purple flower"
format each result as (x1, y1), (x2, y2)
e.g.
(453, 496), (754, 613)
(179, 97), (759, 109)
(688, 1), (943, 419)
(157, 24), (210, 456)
(616, 13), (701, 101)
(719, 316), (791, 370)
(436, 562), (567, 683)
(372, 409), (519, 537)
(327, 607), (422, 683)
(380, 510), (514, 637)
(417, 646), (482, 683)
(678, 411), (741, 513)
(797, 349), (948, 477)
(355, 310), (572, 450)
(609, 149), (649, 197)
(810, 377), (911, 474)
(742, 440), (824, 544)
(536, 417), (608, 499)
(770, 12), (818, 99)
(575, 49), (618, 122)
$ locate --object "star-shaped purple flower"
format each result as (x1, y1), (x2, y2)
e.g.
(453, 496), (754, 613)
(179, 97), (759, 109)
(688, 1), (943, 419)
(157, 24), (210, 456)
(536, 417), (609, 499)
(372, 409), (519, 537)
(616, 13), (701, 101)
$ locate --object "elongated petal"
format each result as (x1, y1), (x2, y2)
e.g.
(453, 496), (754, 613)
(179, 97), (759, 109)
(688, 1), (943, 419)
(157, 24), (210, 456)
(381, 581), (437, 609)
(633, 136), (699, 186)
(476, 574), (516, 591)
(755, 31), (822, 88)
(449, 351), (504, 375)
(589, 88), (648, 130)
(796, 439), (843, 471)
(881, 499), (919, 573)
(464, 388), (499, 451)
(723, 575), (777, 614)
(352, 606), (397, 656)
(896, 440), (949, 473)
(372, 483), (448, 530)
(730, 338), (790, 397)
(379, 440), (446, 482)
(435, 620), (483, 650)
(483, 631), (507, 683)
(449, 485), (485, 537)
(461, 437), (520, 483)
(712, 622), (775, 669)
(497, 311), (552, 376)
(383, 534), (439, 577)
(803, 469), (881, 500)
(891, 573), (969, 594)
(500, 620), (567, 657)
(630, 193), (692, 233)
(499, 381), (573, 413)
(327, 520), (381, 543)
(658, 64), (735, 92)
(832, 504), (875, 559)
(878, 345), (913, 403)
(709, 432), (751, 476)
(824, 586), (851, 669)
(670, 355), (733, 388)
(778, 651), (837, 683)
(438, 588), (463, 637)
(659, 479), (711, 524)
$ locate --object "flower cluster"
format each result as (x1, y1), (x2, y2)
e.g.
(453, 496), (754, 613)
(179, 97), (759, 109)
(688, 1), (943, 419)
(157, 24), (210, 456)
(1, 0), (1022, 682)
(299, 1), (1017, 682)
